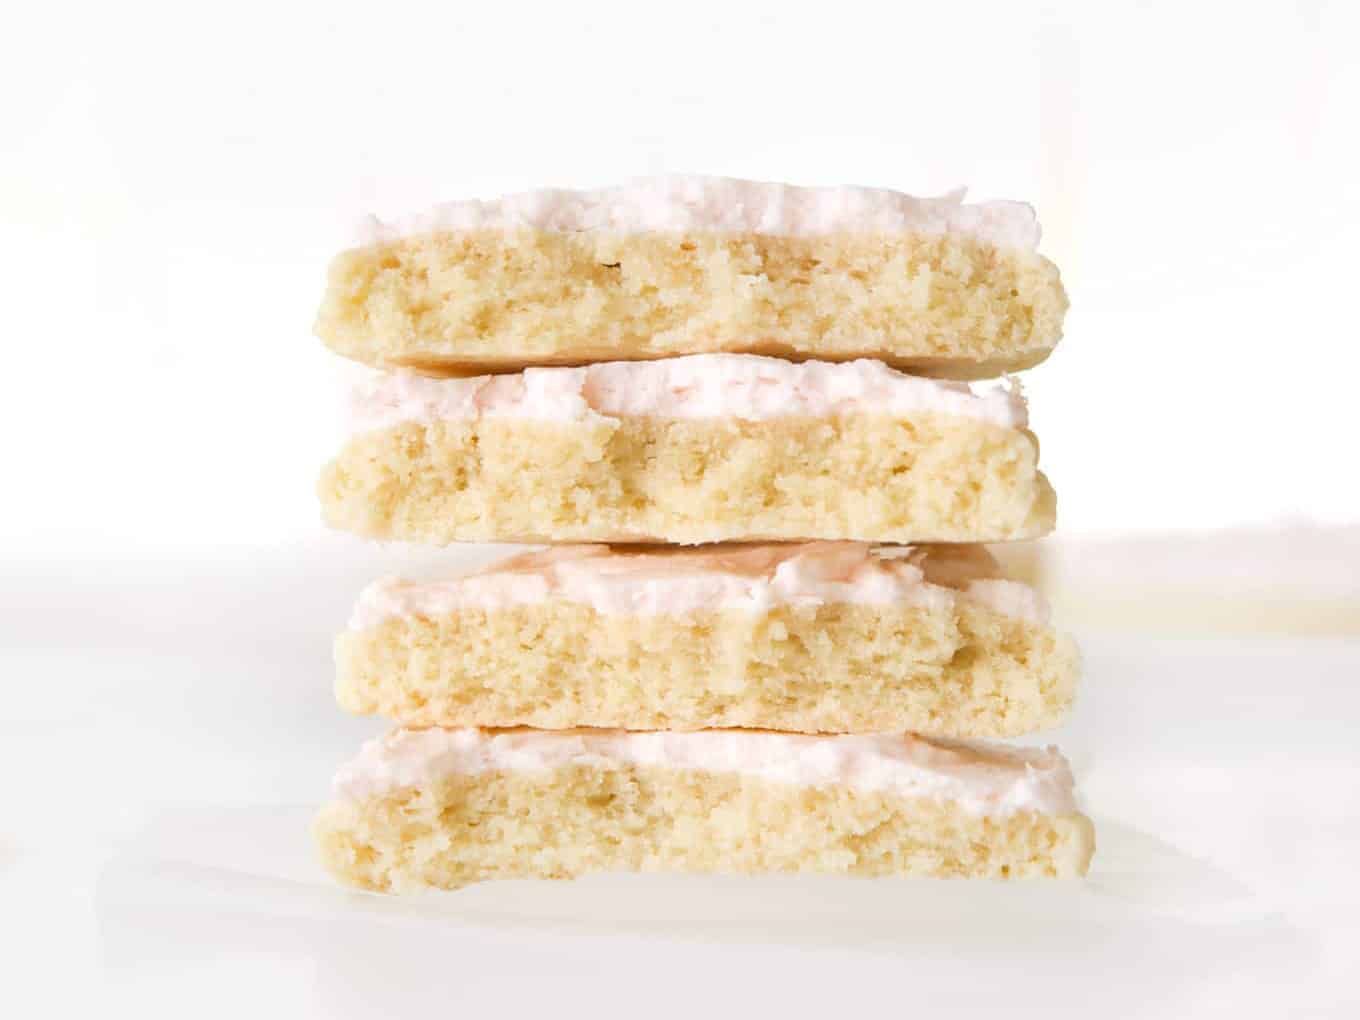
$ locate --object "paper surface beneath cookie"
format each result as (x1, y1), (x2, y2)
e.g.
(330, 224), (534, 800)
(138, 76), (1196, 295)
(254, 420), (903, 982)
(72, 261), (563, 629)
(11, 542), (1356, 1016)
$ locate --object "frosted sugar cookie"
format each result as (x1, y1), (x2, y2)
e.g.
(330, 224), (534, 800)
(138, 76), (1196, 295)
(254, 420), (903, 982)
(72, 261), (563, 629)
(319, 355), (1055, 545)
(315, 727), (1095, 892)
(337, 542), (1078, 737)
(314, 176), (1066, 378)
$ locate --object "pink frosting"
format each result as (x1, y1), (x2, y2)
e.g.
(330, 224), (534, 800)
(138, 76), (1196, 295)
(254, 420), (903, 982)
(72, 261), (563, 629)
(357, 175), (1041, 250)
(333, 727), (1079, 818)
(347, 542), (1049, 628)
(348, 354), (1027, 436)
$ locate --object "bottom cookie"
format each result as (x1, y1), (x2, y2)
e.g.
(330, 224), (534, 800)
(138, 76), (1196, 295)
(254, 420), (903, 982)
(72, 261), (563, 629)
(315, 728), (1095, 892)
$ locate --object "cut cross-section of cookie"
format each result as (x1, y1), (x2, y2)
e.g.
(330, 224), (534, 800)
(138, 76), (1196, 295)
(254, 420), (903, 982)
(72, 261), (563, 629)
(336, 542), (1079, 737)
(318, 354), (1056, 545)
(314, 176), (1067, 379)
(314, 728), (1096, 893)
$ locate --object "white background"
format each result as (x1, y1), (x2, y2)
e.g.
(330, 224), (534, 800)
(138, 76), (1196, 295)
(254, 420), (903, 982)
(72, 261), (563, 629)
(6, 0), (1358, 554)
(3, 1), (1359, 1016)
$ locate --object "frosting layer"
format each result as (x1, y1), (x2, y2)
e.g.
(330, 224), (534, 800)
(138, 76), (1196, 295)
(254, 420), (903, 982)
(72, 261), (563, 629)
(333, 728), (1079, 818)
(348, 542), (1049, 628)
(349, 354), (1027, 436)
(358, 175), (1040, 250)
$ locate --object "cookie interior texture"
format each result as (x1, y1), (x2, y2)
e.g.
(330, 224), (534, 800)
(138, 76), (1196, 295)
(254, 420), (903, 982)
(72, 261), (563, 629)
(319, 414), (1056, 545)
(315, 230), (1066, 378)
(337, 599), (1078, 736)
(316, 765), (1095, 892)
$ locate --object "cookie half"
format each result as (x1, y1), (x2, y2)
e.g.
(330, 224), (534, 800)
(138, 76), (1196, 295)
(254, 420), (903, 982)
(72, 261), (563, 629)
(315, 728), (1095, 892)
(336, 542), (1079, 737)
(314, 176), (1067, 378)
(319, 354), (1056, 545)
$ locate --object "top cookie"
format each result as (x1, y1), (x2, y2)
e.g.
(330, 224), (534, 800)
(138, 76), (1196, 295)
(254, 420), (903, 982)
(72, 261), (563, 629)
(315, 176), (1067, 379)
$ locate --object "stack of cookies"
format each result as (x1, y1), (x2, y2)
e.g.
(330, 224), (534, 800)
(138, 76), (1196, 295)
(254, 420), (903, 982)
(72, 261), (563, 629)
(311, 176), (1095, 893)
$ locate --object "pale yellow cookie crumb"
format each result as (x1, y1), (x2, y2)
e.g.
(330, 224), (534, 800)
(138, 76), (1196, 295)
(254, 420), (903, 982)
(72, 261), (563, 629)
(315, 766), (1095, 892)
(336, 600), (1078, 737)
(314, 231), (1066, 378)
(319, 414), (1056, 545)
